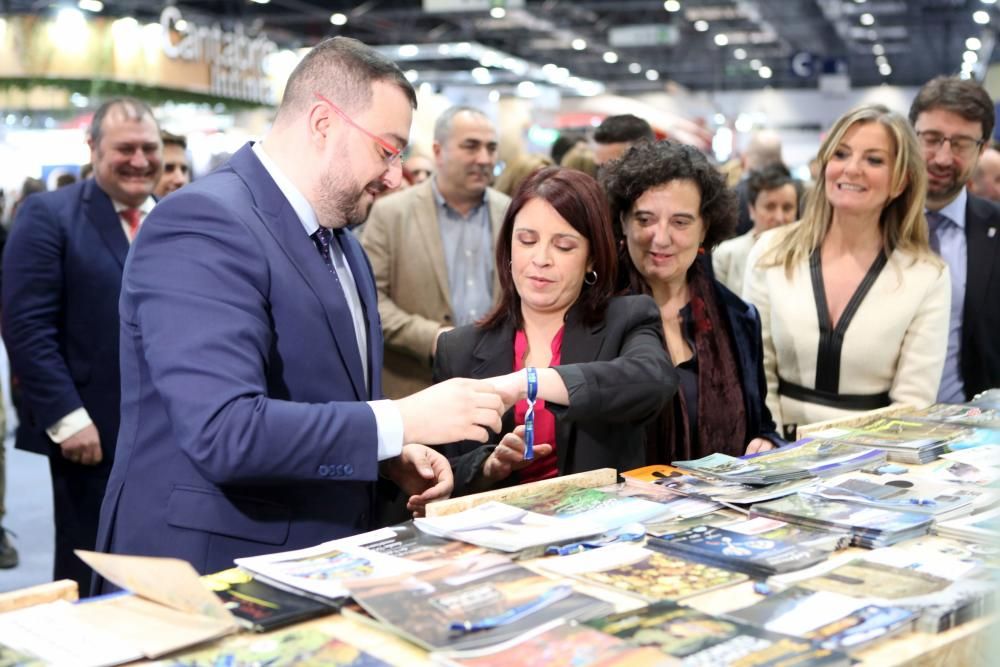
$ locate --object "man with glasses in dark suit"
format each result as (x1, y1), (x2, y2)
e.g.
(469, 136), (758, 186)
(910, 76), (1000, 401)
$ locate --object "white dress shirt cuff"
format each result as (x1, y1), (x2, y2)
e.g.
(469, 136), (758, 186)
(369, 399), (403, 461)
(46, 408), (93, 444)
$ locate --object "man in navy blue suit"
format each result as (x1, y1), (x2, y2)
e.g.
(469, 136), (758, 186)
(2, 98), (163, 593)
(93, 37), (505, 584)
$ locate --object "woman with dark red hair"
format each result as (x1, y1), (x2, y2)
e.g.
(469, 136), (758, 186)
(434, 166), (677, 495)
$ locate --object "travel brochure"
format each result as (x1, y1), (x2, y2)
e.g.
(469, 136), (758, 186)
(765, 551), (997, 633)
(535, 543), (748, 602)
(647, 524), (829, 577)
(157, 626), (393, 667)
(589, 600), (850, 666)
(806, 473), (998, 520)
(726, 587), (917, 652)
(431, 620), (674, 667)
(900, 403), (1000, 429)
(234, 539), (431, 601)
(673, 438), (885, 484)
(342, 559), (613, 652)
(749, 493), (934, 548)
(414, 487), (672, 553)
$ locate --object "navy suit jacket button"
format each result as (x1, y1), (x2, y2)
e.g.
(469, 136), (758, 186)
(344, 464), (354, 476)
(318, 464), (329, 476)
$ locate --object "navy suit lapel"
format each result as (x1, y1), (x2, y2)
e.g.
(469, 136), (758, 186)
(965, 196), (999, 313)
(83, 180), (129, 268)
(229, 144), (368, 399)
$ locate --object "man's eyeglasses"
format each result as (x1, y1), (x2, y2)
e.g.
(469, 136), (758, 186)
(314, 93), (402, 167)
(915, 130), (985, 159)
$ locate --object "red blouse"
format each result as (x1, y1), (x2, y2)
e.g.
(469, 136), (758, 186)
(512, 327), (564, 483)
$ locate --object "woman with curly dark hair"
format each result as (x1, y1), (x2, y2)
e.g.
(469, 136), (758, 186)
(602, 140), (782, 463)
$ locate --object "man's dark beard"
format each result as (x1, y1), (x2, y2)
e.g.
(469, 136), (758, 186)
(319, 171), (387, 230)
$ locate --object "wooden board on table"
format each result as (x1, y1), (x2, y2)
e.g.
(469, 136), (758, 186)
(424, 468), (618, 517)
(795, 404), (918, 440)
(0, 579), (77, 613)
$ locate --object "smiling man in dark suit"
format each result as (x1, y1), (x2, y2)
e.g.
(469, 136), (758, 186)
(1, 98), (162, 593)
(93, 37), (505, 585)
(909, 77), (1000, 402)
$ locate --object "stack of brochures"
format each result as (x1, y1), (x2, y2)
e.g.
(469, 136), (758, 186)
(900, 402), (1000, 429)
(815, 417), (969, 464)
(971, 389), (1000, 409)
(766, 544), (997, 633)
(935, 505), (1000, 544)
(673, 438), (884, 484)
(749, 494), (933, 548)
(647, 524), (830, 577)
(626, 465), (817, 505)
(806, 473), (999, 521)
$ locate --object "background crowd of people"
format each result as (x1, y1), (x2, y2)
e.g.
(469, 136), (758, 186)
(0, 36), (997, 597)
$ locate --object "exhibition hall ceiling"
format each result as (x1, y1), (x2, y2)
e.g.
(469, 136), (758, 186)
(5, 0), (997, 93)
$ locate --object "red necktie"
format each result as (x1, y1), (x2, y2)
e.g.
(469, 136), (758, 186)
(121, 208), (141, 240)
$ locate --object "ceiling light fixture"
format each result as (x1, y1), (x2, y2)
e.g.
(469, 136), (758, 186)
(964, 50), (979, 63)
(860, 13), (875, 26)
(966, 37), (983, 50)
(974, 10), (990, 24)
(78, 0), (103, 11)
(645, 69), (660, 81)
(404, 70), (418, 82)
(758, 65), (772, 79)
(879, 63), (892, 76)
(694, 20), (709, 32)
(872, 43), (885, 55)
(330, 13), (347, 26)
(733, 48), (747, 60)
(628, 62), (642, 74)
(398, 44), (418, 58)
(663, 0), (681, 12)
(490, 7), (506, 19)
(571, 38), (587, 50)
(749, 58), (762, 70)
(603, 51), (618, 63)
(714, 34), (729, 46)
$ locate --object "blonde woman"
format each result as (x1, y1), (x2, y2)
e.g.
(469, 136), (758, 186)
(743, 104), (950, 434)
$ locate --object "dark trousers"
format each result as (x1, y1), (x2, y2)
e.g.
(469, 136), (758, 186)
(48, 453), (109, 597)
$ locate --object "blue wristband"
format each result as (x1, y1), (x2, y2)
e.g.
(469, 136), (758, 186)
(524, 367), (538, 461)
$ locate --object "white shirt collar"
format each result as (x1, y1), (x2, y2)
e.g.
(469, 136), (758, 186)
(252, 141), (321, 237)
(112, 196), (155, 215)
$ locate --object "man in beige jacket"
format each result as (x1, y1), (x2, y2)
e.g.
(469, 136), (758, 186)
(362, 107), (511, 398)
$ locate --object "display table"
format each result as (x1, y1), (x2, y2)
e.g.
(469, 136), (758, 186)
(1, 461), (996, 665)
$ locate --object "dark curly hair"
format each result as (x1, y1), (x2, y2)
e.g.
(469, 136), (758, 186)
(601, 140), (736, 289)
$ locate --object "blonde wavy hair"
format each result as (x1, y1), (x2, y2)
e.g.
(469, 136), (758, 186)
(759, 104), (938, 276)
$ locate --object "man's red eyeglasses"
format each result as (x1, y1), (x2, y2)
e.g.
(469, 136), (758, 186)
(314, 93), (402, 167)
